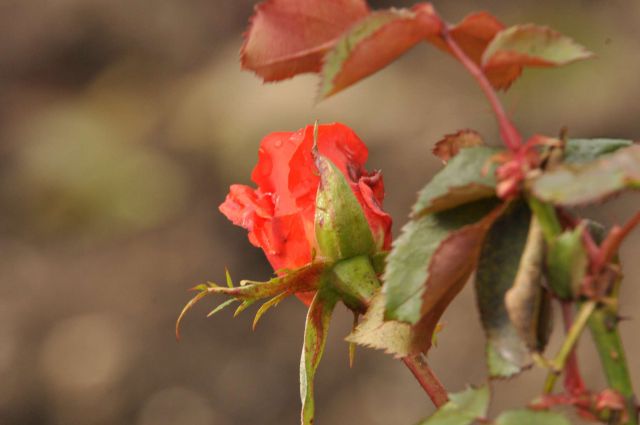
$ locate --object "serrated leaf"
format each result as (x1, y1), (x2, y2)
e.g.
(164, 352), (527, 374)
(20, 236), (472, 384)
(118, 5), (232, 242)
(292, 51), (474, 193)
(241, 0), (369, 82)
(495, 409), (571, 425)
(416, 386), (490, 425)
(482, 24), (593, 70)
(413, 146), (499, 216)
(532, 144), (640, 206)
(320, 4), (440, 98)
(475, 201), (532, 378)
(505, 216), (552, 353)
(384, 199), (504, 325)
(314, 154), (375, 260)
(426, 11), (522, 90)
(546, 225), (588, 300)
(432, 130), (485, 163)
(564, 138), (635, 164)
(253, 291), (289, 330)
(346, 291), (415, 358)
(300, 291), (337, 425)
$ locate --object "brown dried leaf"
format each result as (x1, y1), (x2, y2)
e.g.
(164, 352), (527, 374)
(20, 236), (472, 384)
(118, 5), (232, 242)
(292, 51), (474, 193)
(432, 130), (485, 163)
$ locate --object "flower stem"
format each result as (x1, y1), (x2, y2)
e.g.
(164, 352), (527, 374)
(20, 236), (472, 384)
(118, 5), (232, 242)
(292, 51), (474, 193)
(588, 305), (638, 425)
(543, 301), (596, 394)
(440, 25), (522, 152)
(403, 354), (449, 407)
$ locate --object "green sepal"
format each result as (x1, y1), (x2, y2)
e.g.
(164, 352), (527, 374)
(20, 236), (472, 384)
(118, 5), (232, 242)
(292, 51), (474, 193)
(331, 255), (380, 312)
(300, 290), (338, 425)
(176, 262), (329, 338)
(314, 153), (376, 261)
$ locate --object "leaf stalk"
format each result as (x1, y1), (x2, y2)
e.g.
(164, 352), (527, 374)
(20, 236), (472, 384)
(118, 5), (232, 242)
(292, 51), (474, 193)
(403, 353), (449, 407)
(440, 24), (522, 152)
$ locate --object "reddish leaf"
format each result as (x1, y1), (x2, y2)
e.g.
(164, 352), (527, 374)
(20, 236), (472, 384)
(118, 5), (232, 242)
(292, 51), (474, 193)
(384, 199), (507, 330)
(427, 11), (522, 90)
(432, 130), (485, 163)
(241, 0), (369, 82)
(482, 24), (594, 70)
(320, 4), (441, 98)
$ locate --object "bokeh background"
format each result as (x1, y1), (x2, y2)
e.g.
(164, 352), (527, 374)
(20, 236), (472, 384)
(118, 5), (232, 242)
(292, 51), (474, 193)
(1, 1), (639, 424)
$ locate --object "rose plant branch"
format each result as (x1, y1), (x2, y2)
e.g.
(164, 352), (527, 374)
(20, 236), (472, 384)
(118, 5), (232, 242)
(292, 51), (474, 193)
(439, 23), (522, 152)
(176, 1), (640, 424)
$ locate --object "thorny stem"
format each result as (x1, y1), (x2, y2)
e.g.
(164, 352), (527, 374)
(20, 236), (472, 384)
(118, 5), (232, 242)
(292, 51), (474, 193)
(543, 301), (596, 394)
(403, 354), (449, 407)
(598, 210), (640, 271)
(588, 275), (638, 425)
(440, 25), (523, 152)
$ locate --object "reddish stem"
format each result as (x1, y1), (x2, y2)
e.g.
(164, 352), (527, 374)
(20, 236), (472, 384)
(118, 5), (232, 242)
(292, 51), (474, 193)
(600, 210), (640, 268)
(561, 302), (587, 395)
(440, 25), (522, 152)
(403, 354), (449, 407)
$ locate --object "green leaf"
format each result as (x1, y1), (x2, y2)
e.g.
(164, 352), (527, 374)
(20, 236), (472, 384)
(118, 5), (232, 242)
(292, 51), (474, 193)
(532, 144), (640, 206)
(314, 153), (375, 260)
(416, 386), (490, 425)
(384, 199), (503, 325)
(346, 291), (415, 358)
(546, 226), (588, 300)
(320, 5), (440, 98)
(564, 138), (634, 164)
(300, 291), (338, 425)
(482, 24), (593, 69)
(495, 409), (571, 425)
(413, 147), (499, 216)
(475, 202), (532, 378)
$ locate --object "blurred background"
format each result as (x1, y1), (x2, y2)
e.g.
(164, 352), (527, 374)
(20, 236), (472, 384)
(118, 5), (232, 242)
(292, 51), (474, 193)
(1, 0), (639, 424)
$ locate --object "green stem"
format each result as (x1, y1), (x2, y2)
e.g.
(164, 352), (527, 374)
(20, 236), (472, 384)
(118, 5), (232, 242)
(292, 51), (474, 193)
(543, 301), (596, 394)
(588, 306), (638, 425)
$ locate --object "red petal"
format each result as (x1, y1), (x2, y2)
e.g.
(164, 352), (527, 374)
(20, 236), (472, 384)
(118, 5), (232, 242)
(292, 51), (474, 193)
(358, 172), (392, 250)
(289, 123), (369, 209)
(251, 131), (300, 215)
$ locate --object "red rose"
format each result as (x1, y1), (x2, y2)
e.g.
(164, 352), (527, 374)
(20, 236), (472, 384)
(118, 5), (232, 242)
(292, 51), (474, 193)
(219, 123), (391, 296)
